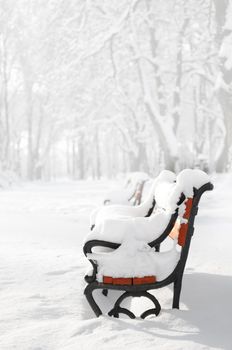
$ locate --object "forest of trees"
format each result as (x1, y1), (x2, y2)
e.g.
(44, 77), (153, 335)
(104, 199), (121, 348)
(0, 0), (232, 181)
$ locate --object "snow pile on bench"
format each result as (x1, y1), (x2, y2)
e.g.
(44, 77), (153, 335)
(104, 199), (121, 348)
(88, 237), (180, 282)
(154, 168), (210, 213)
(90, 170), (176, 227)
(87, 210), (171, 244)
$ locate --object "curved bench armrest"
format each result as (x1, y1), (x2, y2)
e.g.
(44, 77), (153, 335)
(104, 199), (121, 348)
(83, 239), (121, 283)
(83, 239), (121, 256)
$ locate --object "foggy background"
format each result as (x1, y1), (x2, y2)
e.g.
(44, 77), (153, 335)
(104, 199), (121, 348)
(0, 0), (232, 182)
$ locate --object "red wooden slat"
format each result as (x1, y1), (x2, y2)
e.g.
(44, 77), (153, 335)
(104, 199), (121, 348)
(178, 198), (193, 246)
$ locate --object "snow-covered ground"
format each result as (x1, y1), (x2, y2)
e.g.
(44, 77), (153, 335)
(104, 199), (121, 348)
(0, 175), (231, 350)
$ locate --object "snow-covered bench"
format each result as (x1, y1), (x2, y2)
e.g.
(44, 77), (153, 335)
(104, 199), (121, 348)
(103, 172), (150, 206)
(90, 170), (176, 230)
(83, 169), (213, 319)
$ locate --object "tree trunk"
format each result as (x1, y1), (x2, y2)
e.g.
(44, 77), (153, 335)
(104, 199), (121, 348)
(78, 136), (85, 179)
(214, 0), (232, 171)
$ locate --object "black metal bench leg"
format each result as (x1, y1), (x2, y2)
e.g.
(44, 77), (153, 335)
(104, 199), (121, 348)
(172, 278), (182, 309)
(84, 284), (102, 317)
(155, 244), (160, 252)
(108, 291), (161, 319)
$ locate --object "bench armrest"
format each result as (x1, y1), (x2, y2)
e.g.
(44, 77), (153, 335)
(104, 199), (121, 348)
(83, 239), (121, 283)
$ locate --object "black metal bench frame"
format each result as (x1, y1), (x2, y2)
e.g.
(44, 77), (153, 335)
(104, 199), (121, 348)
(84, 182), (213, 319)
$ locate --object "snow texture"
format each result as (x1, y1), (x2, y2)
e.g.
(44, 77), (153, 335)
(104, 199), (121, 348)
(0, 175), (231, 350)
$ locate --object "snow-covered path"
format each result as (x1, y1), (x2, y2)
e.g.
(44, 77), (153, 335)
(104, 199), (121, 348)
(0, 176), (232, 350)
